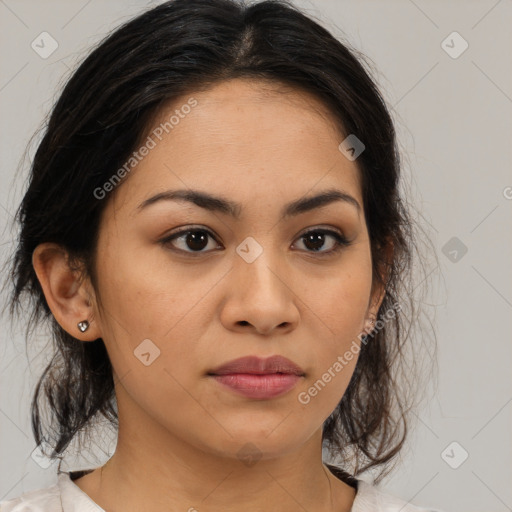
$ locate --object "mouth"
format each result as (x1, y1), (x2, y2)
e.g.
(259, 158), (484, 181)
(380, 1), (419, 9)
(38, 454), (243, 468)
(207, 355), (305, 400)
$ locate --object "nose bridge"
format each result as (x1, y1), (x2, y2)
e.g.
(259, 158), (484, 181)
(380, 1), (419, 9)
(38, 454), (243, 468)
(234, 234), (287, 299)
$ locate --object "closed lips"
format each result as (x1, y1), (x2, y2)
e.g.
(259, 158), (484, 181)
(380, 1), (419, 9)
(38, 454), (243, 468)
(208, 355), (305, 376)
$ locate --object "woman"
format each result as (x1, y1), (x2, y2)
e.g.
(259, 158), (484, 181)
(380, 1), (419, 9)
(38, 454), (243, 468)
(1, 0), (441, 510)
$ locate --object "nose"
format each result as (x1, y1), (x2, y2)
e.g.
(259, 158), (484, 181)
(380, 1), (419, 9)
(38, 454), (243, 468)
(219, 248), (300, 336)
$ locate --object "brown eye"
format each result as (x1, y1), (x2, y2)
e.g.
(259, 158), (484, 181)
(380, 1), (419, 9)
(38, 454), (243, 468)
(160, 227), (221, 254)
(293, 229), (351, 256)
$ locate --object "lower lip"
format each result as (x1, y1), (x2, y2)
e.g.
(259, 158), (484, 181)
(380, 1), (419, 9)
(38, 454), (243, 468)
(211, 373), (302, 399)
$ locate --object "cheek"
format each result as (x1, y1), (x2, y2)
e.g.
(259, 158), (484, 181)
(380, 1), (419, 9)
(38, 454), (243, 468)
(96, 238), (209, 336)
(93, 240), (220, 384)
(298, 355), (358, 417)
(299, 268), (370, 404)
(297, 316), (362, 424)
(309, 266), (372, 335)
(92, 246), (207, 429)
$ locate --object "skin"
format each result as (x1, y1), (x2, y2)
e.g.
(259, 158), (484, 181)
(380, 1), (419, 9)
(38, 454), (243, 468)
(32, 77), (387, 512)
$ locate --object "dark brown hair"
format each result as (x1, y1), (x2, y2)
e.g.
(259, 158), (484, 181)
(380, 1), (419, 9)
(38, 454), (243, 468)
(4, 0), (437, 483)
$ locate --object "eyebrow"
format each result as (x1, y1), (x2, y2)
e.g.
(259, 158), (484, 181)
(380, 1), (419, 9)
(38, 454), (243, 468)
(136, 187), (361, 219)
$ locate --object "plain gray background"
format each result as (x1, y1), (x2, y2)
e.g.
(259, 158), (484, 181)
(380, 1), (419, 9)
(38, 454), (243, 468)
(0, 1), (511, 511)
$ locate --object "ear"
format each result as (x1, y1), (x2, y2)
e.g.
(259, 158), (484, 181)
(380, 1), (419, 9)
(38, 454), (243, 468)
(32, 243), (101, 342)
(365, 239), (394, 327)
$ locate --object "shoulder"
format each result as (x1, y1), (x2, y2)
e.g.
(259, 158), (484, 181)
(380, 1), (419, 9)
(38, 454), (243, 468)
(0, 480), (61, 512)
(0, 471), (104, 512)
(353, 479), (445, 512)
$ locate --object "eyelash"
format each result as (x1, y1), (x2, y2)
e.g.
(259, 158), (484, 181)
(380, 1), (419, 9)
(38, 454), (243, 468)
(159, 226), (352, 258)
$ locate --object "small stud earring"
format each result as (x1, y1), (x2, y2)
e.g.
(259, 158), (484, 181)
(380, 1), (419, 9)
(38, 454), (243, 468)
(77, 320), (90, 332)
(364, 316), (376, 334)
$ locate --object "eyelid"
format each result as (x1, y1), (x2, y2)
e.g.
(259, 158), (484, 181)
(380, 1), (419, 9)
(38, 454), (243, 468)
(163, 225), (218, 240)
(296, 224), (344, 238)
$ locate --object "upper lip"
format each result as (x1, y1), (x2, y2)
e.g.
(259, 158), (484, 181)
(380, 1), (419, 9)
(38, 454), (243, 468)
(208, 355), (305, 376)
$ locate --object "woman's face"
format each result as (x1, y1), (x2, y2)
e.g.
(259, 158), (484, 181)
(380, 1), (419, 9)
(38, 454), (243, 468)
(90, 78), (384, 461)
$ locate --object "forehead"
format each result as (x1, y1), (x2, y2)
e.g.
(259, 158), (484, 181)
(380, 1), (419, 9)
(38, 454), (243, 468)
(152, 77), (344, 147)
(110, 78), (363, 216)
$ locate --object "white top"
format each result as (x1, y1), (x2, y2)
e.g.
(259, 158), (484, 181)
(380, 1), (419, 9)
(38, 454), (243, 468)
(0, 471), (443, 512)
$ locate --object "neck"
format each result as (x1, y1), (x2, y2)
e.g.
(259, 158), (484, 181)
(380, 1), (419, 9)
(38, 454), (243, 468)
(73, 387), (356, 512)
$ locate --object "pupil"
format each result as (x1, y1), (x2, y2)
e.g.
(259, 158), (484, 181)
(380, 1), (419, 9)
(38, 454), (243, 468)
(305, 232), (324, 251)
(187, 231), (209, 251)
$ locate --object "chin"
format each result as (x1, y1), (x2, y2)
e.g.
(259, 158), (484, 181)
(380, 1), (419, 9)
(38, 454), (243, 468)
(197, 424), (310, 462)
